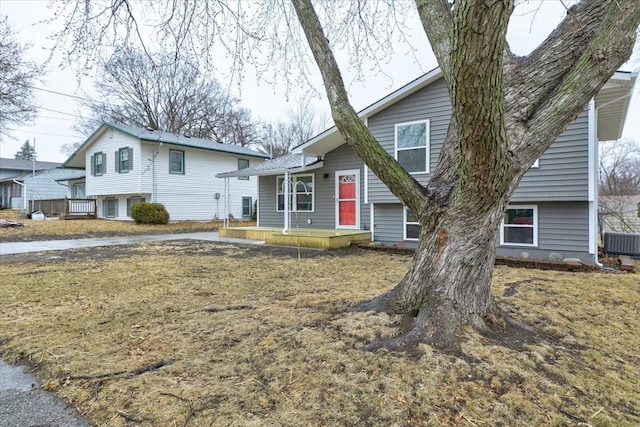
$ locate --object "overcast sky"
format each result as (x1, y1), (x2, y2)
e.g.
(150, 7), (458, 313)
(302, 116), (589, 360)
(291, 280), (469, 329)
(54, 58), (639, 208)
(1, 0), (638, 163)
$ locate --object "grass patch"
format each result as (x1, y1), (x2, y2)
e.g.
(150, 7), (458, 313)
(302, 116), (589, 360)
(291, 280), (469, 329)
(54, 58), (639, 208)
(1, 241), (639, 426)
(0, 209), (252, 242)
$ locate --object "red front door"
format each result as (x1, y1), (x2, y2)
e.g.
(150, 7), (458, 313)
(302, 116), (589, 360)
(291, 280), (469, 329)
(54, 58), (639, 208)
(337, 172), (358, 228)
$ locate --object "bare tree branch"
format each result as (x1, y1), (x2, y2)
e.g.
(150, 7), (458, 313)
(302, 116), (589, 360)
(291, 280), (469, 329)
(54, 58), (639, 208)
(0, 17), (42, 139)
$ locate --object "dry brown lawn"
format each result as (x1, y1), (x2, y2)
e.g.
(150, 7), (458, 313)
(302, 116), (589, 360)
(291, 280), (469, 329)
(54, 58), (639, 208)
(1, 240), (638, 426)
(0, 209), (252, 242)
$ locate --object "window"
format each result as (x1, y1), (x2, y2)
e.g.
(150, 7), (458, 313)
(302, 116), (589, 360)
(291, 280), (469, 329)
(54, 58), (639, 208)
(103, 198), (118, 218)
(395, 120), (429, 173)
(169, 150), (185, 174)
(238, 159), (249, 180)
(71, 183), (85, 199)
(127, 196), (146, 217)
(404, 207), (420, 240)
(11, 182), (22, 197)
(116, 147), (133, 173)
(500, 205), (538, 246)
(276, 174), (314, 212)
(92, 152), (106, 176)
(242, 197), (252, 218)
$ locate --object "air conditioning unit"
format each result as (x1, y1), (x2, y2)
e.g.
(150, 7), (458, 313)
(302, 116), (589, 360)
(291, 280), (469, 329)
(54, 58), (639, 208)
(604, 232), (640, 257)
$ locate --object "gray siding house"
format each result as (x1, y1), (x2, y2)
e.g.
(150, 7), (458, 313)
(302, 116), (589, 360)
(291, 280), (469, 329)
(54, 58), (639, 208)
(219, 68), (637, 264)
(0, 158), (78, 210)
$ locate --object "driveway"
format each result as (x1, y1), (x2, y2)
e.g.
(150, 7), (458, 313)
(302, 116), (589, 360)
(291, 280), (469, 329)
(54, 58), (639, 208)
(0, 232), (264, 256)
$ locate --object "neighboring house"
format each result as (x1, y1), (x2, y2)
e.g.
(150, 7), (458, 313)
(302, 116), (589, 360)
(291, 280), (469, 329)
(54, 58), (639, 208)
(219, 67), (637, 265)
(600, 195), (640, 233)
(0, 158), (71, 210)
(61, 123), (269, 221)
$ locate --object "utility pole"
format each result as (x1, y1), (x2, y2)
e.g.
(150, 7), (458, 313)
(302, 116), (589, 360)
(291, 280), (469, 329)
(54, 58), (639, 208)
(32, 137), (36, 177)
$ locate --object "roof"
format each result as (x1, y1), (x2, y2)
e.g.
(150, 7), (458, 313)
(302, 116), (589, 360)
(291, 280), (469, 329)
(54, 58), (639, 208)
(294, 67), (637, 155)
(0, 167), (82, 183)
(62, 123), (269, 168)
(595, 71), (638, 141)
(0, 158), (62, 172)
(216, 153), (323, 178)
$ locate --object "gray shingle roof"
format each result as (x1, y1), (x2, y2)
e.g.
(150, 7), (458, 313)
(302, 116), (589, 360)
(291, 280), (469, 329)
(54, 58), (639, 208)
(217, 153), (322, 177)
(0, 158), (62, 172)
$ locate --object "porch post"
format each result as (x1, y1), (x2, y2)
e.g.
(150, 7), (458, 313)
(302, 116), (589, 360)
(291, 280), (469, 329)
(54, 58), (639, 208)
(223, 177), (230, 228)
(283, 170), (290, 234)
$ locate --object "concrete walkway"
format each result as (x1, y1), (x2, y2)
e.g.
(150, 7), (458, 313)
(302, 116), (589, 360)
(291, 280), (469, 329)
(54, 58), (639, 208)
(0, 232), (264, 256)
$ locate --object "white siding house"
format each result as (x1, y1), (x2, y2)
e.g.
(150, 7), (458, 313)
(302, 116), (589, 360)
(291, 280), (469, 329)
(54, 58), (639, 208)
(61, 123), (268, 221)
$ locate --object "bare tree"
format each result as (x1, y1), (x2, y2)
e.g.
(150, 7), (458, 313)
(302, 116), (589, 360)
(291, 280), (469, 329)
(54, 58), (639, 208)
(599, 139), (640, 232)
(260, 99), (328, 157)
(599, 139), (640, 196)
(77, 48), (261, 146)
(60, 142), (82, 157)
(53, 0), (640, 351)
(0, 16), (41, 139)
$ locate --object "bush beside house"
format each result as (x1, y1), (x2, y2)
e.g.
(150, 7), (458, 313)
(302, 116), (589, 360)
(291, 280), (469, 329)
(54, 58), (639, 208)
(131, 203), (170, 224)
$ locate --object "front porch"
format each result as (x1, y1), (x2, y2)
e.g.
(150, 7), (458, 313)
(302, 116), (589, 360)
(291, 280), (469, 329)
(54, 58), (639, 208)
(29, 198), (97, 220)
(219, 226), (371, 249)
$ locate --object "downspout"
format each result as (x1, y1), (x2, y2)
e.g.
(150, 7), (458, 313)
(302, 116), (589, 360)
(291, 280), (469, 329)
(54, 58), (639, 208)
(223, 177), (230, 228)
(152, 153), (156, 203)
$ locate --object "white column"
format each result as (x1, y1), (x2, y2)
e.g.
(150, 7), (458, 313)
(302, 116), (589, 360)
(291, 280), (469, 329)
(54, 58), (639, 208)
(283, 171), (290, 234)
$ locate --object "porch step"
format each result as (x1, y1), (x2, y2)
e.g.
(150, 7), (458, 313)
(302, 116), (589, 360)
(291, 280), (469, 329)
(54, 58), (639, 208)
(219, 227), (371, 250)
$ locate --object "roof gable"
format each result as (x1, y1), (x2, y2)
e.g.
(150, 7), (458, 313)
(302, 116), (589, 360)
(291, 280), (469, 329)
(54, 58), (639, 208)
(295, 68), (637, 155)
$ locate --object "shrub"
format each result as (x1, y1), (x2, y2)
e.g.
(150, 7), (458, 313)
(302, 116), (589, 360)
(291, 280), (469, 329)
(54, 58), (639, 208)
(131, 202), (170, 224)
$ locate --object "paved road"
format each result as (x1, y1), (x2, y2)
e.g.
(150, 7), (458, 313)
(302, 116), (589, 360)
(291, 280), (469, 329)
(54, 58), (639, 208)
(0, 360), (88, 427)
(0, 231), (264, 255)
(0, 232), (264, 425)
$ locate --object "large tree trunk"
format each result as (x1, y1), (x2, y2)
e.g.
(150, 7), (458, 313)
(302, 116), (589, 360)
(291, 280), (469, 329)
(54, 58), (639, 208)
(358, 178), (516, 350)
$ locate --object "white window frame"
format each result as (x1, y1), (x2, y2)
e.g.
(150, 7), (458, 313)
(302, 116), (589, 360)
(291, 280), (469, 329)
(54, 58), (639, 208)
(71, 183), (85, 199)
(500, 204), (538, 247)
(118, 147), (131, 173)
(334, 169), (360, 230)
(169, 149), (185, 174)
(276, 173), (314, 213)
(93, 152), (105, 176)
(238, 159), (250, 180)
(103, 198), (118, 218)
(241, 196), (252, 218)
(403, 207), (420, 241)
(395, 119), (430, 174)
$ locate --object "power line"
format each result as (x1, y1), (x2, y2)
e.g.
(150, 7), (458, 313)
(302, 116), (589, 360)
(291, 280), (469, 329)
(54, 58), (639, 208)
(37, 106), (84, 119)
(0, 129), (78, 138)
(39, 115), (77, 122)
(26, 85), (96, 103)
